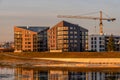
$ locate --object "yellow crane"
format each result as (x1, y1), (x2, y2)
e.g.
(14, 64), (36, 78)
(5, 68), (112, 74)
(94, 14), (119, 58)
(57, 11), (116, 35)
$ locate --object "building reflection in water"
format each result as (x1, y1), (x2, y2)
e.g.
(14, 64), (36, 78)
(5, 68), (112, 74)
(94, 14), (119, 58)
(0, 67), (14, 80)
(0, 67), (120, 80)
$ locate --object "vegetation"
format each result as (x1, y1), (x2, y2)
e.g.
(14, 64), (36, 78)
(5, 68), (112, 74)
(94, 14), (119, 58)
(0, 52), (120, 71)
(0, 48), (14, 52)
(0, 52), (120, 59)
(107, 34), (115, 52)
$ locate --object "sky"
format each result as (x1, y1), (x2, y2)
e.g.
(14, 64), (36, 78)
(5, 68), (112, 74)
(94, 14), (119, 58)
(0, 0), (120, 42)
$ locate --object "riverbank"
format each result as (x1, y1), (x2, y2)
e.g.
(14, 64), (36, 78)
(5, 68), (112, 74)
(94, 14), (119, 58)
(0, 52), (120, 72)
(1, 52), (120, 59)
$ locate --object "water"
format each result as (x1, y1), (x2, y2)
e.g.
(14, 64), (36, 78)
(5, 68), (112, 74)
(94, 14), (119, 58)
(0, 67), (14, 80)
(0, 66), (120, 80)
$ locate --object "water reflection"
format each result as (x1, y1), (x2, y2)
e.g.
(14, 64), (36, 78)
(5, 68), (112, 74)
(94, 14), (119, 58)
(0, 66), (120, 80)
(0, 67), (14, 80)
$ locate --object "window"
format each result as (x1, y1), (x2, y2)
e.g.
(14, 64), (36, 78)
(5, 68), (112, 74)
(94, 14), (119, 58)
(85, 32), (88, 35)
(91, 41), (93, 44)
(28, 46), (31, 48)
(28, 49), (31, 51)
(74, 36), (77, 38)
(74, 31), (77, 34)
(63, 40), (68, 43)
(58, 31), (63, 35)
(70, 36), (73, 38)
(58, 27), (68, 31)
(25, 38), (31, 41)
(58, 40), (63, 43)
(70, 31), (73, 34)
(63, 31), (68, 35)
(74, 27), (76, 29)
(91, 45), (93, 48)
(74, 40), (77, 43)
(57, 27), (63, 31)
(95, 45), (97, 48)
(91, 37), (93, 40)
(64, 49), (68, 51)
(82, 32), (85, 35)
(63, 36), (68, 39)
(15, 31), (22, 34)
(70, 40), (73, 43)
(74, 44), (77, 47)
(28, 42), (31, 44)
(63, 44), (68, 48)
(57, 36), (63, 39)
(94, 37), (97, 40)
(70, 27), (73, 29)
(94, 41), (96, 44)
(63, 27), (68, 30)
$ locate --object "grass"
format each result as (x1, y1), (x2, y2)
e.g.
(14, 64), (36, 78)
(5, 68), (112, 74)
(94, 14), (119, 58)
(1, 52), (120, 59)
(0, 52), (120, 71)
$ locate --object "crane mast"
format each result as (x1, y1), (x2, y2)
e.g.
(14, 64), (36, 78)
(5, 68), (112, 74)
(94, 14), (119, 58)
(57, 11), (116, 35)
(99, 11), (103, 35)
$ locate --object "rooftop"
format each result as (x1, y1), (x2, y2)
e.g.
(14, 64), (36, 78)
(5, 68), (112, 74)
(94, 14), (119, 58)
(17, 26), (49, 32)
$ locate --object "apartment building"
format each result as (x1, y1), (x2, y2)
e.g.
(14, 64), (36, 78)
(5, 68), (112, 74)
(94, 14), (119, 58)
(48, 21), (88, 52)
(14, 26), (49, 52)
(88, 34), (120, 52)
(105, 35), (120, 51)
(88, 35), (105, 52)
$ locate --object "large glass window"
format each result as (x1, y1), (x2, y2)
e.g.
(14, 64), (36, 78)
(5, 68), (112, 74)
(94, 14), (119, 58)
(70, 36), (73, 38)
(58, 31), (63, 35)
(39, 72), (48, 80)
(58, 40), (63, 43)
(74, 31), (77, 34)
(70, 31), (73, 34)
(70, 27), (73, 30)
(63, 40), (68, 43)
(74, 36), (77, 38)
(70, 40), (73, 43)
(57, 27), (68, 31)
(57, 36), (63, 39)
(74, 40), (77, 43)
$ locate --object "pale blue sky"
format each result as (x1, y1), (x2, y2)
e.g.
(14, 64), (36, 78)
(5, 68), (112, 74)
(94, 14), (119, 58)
(0, 0), (120, 42)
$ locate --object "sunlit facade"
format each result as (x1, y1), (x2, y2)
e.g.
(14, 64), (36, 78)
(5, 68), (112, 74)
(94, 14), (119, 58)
(14, 26), (49, 52)
(48, 21), (88, 52)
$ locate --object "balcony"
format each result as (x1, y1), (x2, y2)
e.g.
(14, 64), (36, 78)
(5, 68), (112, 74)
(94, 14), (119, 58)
(57, 36), (68, 40)
(57, 27), (68, 31)
(58, 31), (68, 35)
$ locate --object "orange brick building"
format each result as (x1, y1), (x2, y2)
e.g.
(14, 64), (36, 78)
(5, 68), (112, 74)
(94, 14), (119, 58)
(14, 26), (49, 52)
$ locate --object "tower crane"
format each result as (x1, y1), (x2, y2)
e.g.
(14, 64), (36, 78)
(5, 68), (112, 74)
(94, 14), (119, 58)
(57, 11), (116, 35)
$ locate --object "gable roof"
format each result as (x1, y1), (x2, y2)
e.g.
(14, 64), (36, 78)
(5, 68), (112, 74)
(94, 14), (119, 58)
(50, 20), (88, 31)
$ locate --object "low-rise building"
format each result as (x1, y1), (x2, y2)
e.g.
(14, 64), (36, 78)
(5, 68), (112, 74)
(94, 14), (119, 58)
(88, 34), (120, 52)
(0, 41), (14, 52)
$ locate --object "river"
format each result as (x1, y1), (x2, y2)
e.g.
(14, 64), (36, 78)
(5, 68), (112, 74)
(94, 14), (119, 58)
(0, 66), (120, 80)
